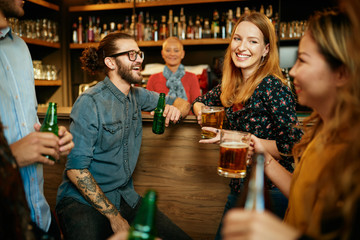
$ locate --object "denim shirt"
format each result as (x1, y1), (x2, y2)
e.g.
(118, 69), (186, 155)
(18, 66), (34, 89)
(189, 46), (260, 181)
(0, 27), (51, 231)
(56, 77), (175, 209)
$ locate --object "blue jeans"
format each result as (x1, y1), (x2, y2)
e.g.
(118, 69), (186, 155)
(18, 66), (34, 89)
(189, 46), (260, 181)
(56, 197), (192, 240)
(214, 188), (288, 240)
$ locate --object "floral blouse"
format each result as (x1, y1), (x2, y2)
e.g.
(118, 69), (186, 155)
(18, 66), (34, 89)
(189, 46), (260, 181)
(192, 75), (303, 192)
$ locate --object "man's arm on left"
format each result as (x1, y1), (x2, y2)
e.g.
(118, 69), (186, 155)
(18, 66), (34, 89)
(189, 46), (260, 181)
(172, 97), (190, 118)
(162, 98), (190, 127)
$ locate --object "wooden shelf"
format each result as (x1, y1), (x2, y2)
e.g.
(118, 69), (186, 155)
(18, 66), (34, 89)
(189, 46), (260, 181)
(26, 0), (59, 11)
(69, 0), (240, 12)
(70, 38), (230, 49)
(136, 0), (241, 8)
(35, 79), (62, 86)
(69, 2), (133, 12)
(280, 37), (301, 41)
(22, 37), (60, 48)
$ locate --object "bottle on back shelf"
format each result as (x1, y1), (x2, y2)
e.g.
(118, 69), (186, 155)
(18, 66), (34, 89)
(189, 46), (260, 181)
(202, 18), (211, 39)
(179, 7), (186, 40)
(88, 16), (94, 42)
(168, 9), (174, 37)
(186, 16), (194, 40)
(152, 19), (158, 42)
(194, 15), (202, 39)
(226, 9), (234, 38)
(173, 16), (179, 38)
(72, 23), (78, 43)
(94, 17), (102, 42)
(211, 9), (220, 39)
(78, 16), (83, 44)
(136, 11), (145, 41)
(159, 15), (167, 40)
(144, 12), (152, 41)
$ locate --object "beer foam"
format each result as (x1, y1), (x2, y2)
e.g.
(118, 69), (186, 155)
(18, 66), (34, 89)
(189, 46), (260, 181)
(220, 142), (249, 148)
(202, 108), (224, 113)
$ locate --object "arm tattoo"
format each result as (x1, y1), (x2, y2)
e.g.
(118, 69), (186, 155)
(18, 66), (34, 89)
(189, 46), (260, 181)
(72, 169), (118, 217)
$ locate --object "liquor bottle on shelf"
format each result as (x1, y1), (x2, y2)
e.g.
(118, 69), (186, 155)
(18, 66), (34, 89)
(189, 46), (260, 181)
(235, 7), (241, 21)
(130, 14), (136, 37)
(179, 7), (186, 40)
(202, 18), (211, 39)
(173, 16), (179, 38)
(94, 17), (102, 42)
(110, 22), (116, 33)
(220, 12), (226, 39)
(260, 5), (265, 14)
(194, 15), (202, 39)
(152, 19), (158, 42)
(266, 5), (273, 19)
(159, 15), (167, 40)
(168, 9), (174, 37)
(100, 23), (108, 40)
(144, 12), (152, 41)
(40, 102), (59, 162)
(72, 23), (78, 43)
(117, 23), (122, 32)
(244, 7), (251, 17)
(88, 16), (94, 42)
(127, 189), (158, 240)
(123, 16), (130, 35)
(136, 11), (145, 41)
(152, 93), (166, 135)
(211, 9), (220, 39)
(78, 16), (83, 44)
(186, 16), (194, 40)
(226, 9), (234, 38)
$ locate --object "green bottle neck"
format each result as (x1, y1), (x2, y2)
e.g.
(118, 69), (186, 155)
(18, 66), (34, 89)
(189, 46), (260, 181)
(43, 102), (58, 126)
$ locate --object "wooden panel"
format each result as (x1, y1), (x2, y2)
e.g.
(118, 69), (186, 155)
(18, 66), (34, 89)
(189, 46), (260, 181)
(134, 122), (229, 240)
(27, 0), (59, 11)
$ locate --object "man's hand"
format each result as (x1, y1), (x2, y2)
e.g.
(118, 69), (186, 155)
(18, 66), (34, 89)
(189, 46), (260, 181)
(109, 214), (130, 233)
(10, 131), (58, 167)
(193, 102), (205, 125)
(34, 123), (74, 156)
(163, 104), (182, 126)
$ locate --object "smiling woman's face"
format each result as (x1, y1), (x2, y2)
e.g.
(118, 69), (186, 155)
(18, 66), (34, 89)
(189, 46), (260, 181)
(161, 39), (185, 69)
(289, 32), (340, 112)
(230, 21), (268, 79)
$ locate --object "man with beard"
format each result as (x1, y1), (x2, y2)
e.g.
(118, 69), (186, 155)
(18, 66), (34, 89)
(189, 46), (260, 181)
(56, 32), (191, 240)
(0, 0), (74, 239)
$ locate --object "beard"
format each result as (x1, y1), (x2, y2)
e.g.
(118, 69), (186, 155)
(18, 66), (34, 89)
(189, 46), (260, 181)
(0, 0), (24, 18)
(116, 59), (143, 85)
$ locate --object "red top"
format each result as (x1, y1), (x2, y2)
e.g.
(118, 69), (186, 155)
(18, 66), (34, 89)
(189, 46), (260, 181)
(146, 71), (201, 104)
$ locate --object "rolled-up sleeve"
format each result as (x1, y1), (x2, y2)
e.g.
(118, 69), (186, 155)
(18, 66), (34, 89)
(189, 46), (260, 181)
(66, 94), (99, 170)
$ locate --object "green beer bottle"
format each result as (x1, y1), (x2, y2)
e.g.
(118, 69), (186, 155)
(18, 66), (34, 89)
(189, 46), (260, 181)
(40, 102), (59, 161)
(152, 93), (166, 134)
(128, 190), (157, 240)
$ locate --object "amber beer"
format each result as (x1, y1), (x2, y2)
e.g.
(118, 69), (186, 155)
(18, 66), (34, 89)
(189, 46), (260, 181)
(201, 106), (225, 139)
(218, 130), (251, 178)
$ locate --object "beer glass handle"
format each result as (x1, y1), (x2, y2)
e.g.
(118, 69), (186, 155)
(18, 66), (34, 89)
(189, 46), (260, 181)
(244, 153), (265, 212)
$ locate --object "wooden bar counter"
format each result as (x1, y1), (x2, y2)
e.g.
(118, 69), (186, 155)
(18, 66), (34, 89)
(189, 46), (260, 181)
(38, 107), (229, 240)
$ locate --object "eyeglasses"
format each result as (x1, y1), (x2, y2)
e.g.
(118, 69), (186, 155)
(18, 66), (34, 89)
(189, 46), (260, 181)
(108, 50), (144, 62)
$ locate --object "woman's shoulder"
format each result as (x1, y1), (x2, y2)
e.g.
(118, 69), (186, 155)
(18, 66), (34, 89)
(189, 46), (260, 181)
(259, 75), (290, 90)
(149, 72), (164, 79)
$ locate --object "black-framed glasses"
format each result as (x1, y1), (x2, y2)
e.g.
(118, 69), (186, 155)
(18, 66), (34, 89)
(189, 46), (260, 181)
(108, 50), (144, 62)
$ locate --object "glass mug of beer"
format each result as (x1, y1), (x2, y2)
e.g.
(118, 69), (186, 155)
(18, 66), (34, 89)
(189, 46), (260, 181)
(218, 130), (251, 178)
(201, 105), (225, 139)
